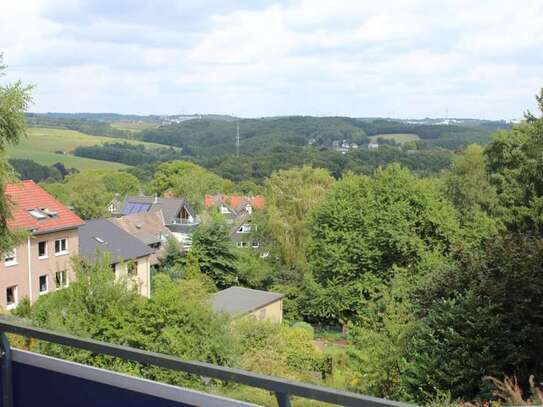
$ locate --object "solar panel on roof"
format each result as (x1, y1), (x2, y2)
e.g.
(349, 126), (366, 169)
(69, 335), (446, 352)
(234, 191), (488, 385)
(122, 203), (151, 215)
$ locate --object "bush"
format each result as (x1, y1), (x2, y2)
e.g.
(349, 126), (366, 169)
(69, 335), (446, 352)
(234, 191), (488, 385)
(292, 322), (314, 339)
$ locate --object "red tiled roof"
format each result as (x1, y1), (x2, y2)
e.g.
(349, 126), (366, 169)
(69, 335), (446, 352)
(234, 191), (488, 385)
(204, 195), (215, 208)
(204, 194), (266, 210)
(5, 180), (84, 234)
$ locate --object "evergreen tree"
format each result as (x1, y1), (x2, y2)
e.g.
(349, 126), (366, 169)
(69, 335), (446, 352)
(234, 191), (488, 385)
(192, 221), (239, 289)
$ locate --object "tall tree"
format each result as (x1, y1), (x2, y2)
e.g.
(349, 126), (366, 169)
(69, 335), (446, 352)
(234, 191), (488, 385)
(485, 89), (543, 235)
(442, 144), (501, 246)
(262, 166), (334, 267)
(191, 221), (238, 289)
(305, 165), (460, 322)
(0, 54), (32, 255)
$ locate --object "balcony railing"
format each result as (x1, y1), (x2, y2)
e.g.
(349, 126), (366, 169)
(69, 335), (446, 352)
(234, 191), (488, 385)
(0, 318), (413, 407)
(171, 217), (201, 225)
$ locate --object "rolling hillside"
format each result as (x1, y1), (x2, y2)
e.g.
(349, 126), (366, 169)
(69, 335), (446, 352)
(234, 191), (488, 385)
(6, 127), (169, 170)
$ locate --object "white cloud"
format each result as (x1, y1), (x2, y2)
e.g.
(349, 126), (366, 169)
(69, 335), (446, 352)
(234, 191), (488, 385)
(0, 0), (541, 118)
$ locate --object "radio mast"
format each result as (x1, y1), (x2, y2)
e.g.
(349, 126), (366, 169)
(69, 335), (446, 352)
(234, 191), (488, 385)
(236, 120), (240, 157)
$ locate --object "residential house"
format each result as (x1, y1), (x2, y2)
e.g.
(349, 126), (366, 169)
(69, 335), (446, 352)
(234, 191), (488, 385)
(106, 193), (123, 216)
(110, 210), (174, 265)
(120, 195), (199, 249)
(368, 139), (379, 150)
(204, 195), (265, 249)
(211, 286), (284, 323)
(0, 180), (84, 310)
(79, 219), (153, 298)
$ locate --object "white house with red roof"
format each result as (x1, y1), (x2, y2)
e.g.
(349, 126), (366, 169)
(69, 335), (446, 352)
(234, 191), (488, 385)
(0, 180), (84, 309)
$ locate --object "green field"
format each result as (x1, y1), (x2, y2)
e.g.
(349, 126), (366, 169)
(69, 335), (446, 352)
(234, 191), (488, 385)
(6, 127), (167, 170)
(369, 133), (420, 144)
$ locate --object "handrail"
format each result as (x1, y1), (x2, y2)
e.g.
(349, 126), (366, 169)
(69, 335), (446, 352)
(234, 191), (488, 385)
(0, 318), (413, 407)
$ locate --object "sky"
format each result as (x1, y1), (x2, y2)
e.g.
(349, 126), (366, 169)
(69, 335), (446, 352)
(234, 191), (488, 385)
(1, 0), (542, 119)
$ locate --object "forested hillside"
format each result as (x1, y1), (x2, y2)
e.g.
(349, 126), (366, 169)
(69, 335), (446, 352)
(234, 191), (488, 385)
(139, 116), (507, 156)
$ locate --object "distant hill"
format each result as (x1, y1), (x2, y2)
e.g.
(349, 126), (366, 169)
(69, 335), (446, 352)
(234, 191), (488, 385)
(138, 116), (510, 157)
(23, 114), (511, 172)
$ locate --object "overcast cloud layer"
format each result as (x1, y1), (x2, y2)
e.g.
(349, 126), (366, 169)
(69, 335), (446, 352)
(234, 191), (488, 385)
(1, 0), (542, 119)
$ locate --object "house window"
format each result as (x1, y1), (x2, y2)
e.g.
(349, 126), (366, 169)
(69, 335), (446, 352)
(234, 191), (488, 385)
(38, 241), (47, 258)
(55, 271), (68, 289)
(237, 224), (251, 233)
(4, 249), (17, 266)
(6, 286), (17, 309)
(127, 261), (138, 276)
(39, 275), (48, 294)
(55, 238), (68, 255)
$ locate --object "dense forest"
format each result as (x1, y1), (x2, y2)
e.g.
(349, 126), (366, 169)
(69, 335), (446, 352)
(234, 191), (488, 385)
(73, 142), (182, 166)
(4, 58), (543, 406)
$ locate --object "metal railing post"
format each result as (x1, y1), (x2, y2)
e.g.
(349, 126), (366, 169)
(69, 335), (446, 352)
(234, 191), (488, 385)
(0, 332), (13, 407)
(275, 392), (291, 407)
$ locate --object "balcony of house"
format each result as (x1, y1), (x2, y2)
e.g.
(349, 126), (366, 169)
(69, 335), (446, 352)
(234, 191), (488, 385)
(0, 318), (411, 407)
(171, 216), (201, 226)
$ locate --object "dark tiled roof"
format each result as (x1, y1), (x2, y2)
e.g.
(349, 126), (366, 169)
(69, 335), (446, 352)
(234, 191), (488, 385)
(121, 196), (195, 225)
(79, 219), (154, 264)
(212, 287), (283, 315)
(6, 180), (84, 234)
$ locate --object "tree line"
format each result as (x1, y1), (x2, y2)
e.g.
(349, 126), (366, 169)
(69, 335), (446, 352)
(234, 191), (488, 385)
(73, 142), (181, 166)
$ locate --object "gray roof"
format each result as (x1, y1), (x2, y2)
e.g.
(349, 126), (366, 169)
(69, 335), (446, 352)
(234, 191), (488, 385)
(211, 287), (283, 315)
(79, 219), (154, 264)
(121, 196), (196, 225)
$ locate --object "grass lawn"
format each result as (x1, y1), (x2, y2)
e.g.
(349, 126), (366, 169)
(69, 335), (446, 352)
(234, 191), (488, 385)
(369, 133), (420, 144)
(6, 127), (168, 171)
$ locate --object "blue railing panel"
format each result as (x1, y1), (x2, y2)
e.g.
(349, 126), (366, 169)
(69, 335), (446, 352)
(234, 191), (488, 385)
(3, 349), (254, 407)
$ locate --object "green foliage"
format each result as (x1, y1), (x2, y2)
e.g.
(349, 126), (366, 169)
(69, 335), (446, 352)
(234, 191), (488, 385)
(409, 233), (543, 402)
(0, 54), (32, 256)
(306, 165), (460, 322)
(150, 160), (233, 210)
(485, 103), (543, 235)
(342, 271), (415, 400)
(192, 221), (239, 289)
(442, 144), (501, 246)
(43, 169), (140, 220)
(30, 258), (237, 387)
(403, 291), (512, 402)
(102, 171), (140, 196)
(234, 319), (323, 382)
(235, 248), (273, 289)
(262, 166), (335, 267)
(9, 158), (63, 182)
(74, 142), (180, 166)
(44, 171), (111, 219)
(291, 322), (314, 339)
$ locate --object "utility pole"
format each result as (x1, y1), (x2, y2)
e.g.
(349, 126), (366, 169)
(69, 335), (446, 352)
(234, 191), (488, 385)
(236, 119), (240, 157)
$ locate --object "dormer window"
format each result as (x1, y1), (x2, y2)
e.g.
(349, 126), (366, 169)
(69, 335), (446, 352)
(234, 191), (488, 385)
(28, 209), (47, 220)
(28, 208), (58, 220)
(41, 208), (58, 217)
